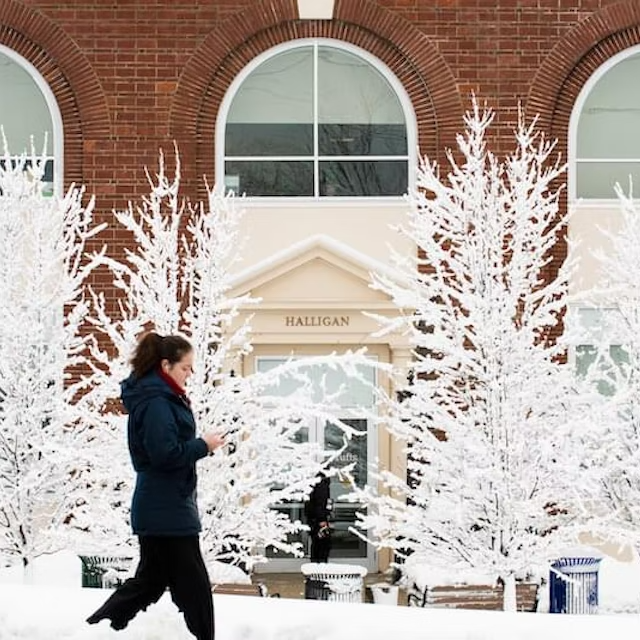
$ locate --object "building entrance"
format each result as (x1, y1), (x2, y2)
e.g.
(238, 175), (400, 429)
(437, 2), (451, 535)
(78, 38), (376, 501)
(255, 357), (377, 572)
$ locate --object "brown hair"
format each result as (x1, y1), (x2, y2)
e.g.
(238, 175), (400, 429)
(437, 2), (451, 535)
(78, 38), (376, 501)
(130, 332), (193, 378)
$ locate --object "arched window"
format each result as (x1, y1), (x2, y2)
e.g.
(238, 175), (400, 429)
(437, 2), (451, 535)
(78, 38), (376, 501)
(219, 40), (413, 199)
(571, 46), (640, 200)
(0, 46), (62, 195)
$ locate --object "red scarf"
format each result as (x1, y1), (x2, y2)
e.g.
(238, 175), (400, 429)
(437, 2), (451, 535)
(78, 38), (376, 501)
(158, 367), (190, 404)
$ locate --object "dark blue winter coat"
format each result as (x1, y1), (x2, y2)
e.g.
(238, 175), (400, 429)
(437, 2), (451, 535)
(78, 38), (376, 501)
(121, 370), (209, 536)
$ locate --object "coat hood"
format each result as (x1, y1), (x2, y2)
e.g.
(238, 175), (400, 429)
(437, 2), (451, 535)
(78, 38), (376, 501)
(121, 370), (174, 415)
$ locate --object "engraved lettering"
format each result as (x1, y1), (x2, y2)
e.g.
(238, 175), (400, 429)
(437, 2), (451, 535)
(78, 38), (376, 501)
(284, 315), (351, 328)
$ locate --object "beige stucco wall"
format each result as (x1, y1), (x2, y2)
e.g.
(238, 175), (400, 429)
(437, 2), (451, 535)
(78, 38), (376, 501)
(569, 203), (622, 299)
(227, 203), (412, 572)
(570, 204), (637, 563)
(232, 199), (633, 571)
(235, 203), (412, 274)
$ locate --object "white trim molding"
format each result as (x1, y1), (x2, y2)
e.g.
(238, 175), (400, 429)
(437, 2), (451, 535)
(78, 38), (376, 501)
(215, 38), (418, 201)
(298, 0), (335, 20)
(568, 43), (640, 203)
(0, 44), (64, 196)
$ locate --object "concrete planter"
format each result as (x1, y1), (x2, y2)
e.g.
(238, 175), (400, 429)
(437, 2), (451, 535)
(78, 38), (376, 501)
(408, 582), (539, 611)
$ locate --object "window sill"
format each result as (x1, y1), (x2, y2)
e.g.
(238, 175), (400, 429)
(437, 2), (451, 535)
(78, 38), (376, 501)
(228, 196), (409, 208)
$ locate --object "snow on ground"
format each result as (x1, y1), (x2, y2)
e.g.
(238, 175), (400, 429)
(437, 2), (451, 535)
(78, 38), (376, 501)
(2, 582), (640, 640)
(598, 552), (640, 613)
(403, 547), (640, 615)
(0, 552), (639, 639)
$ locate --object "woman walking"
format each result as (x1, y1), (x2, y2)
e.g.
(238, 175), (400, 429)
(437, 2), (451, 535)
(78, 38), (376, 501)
(87, 332), (223, 639)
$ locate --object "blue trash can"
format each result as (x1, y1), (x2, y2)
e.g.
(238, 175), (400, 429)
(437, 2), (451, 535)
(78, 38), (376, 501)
(549, 556), (602, 614)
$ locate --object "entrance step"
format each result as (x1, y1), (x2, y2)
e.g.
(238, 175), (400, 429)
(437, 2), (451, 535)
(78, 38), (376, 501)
(254, 572), (408, 604)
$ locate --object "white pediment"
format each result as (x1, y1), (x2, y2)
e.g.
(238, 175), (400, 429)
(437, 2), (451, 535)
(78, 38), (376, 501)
(228, 235), (402, 310)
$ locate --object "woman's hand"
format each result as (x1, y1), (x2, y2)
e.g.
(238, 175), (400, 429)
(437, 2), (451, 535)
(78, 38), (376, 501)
(202, 432), (225, 454)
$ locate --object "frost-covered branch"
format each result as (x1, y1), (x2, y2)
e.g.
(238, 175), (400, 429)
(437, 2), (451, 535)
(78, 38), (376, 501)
(79, 150), (377, 569)
(354, 99), (599, 610)
(0, 144), (105, 568)
(572, 182), (640, 547)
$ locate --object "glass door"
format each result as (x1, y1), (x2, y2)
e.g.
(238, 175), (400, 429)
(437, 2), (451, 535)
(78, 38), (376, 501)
(256, 357), (377, 572)
(322, 417), (370, 560)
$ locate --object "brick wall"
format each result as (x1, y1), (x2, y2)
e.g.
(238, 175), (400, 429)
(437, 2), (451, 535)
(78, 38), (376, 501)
(1, 0), (638, 299)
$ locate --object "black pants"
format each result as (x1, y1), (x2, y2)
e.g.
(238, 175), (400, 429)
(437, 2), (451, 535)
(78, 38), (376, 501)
(309, 525), (331, 563)
(87, 536), (214, 640)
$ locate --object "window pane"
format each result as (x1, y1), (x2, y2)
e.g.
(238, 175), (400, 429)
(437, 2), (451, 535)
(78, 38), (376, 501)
(325, 418), (368, 489)
(265, 503), (305, 559)
(317, 46), (406, 156)
(575, 344), (597, 379)
(576, 344), (629, 397)
(225, 160), (313, 197)
(576, 161), (640, 198)
(301, 361), (376, 407)
(0, 52), (53, 154)
(226, 123), (312, 157)
(226, 48), (313, 156)
(319, 160), (407, 197)
(319, 124), (406, 156)
(223, 43), (410, 198)
(577, 53), (640, 159)
(0, 158), (54, 195)
(325, 418), (368, 558)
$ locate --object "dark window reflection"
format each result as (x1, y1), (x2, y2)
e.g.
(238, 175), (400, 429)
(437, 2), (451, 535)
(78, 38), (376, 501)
(226, 123), (313, 157)
(325, 419), (367, 489)
(266, 503), (306, 559)
(324, 419), (368, 558)
(225, 160), (313, 197)
(320, 160), (407, 197)
(330, 503), (368, 558)
(319, 124), (407, 156)
(0, 157), (54, 182)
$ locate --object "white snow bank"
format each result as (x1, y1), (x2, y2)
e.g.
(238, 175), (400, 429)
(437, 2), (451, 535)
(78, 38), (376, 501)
(207, 561), (251, 585)
(598, 550), (640, 613)
(1, 582), (640, 640)
(301, 562), (368, 576)
(0, 550), (82, 587)
(1, 550), (640, 639)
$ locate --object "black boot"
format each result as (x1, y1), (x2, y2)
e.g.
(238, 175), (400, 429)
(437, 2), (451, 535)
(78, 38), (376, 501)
(86, 610), (129, 631)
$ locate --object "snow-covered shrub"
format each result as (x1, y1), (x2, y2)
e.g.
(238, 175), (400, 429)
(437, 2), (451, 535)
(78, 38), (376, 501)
(79, 150), (374, 569)
(0, 146), (105, 569)
(353, 99), (599, 610)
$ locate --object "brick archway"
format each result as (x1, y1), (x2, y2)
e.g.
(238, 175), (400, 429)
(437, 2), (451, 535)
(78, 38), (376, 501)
(528, 1), (640, 149)
(170, 0), (462, 197)
(0, 0), (110, 186)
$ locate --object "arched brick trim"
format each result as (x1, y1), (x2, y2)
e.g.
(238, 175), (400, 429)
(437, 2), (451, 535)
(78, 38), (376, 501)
(170, 0), (462, 196)
(0, 0), (110, 186)
(528, 1), (640, 145)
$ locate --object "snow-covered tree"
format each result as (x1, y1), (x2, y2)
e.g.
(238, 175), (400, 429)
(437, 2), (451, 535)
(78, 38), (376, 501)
(354, 101), (598, 610)
(571, 183), (640, 549)
(0, 147), (105, 570)
(80, 151), (372, 569)
(62, 411), (136, 556)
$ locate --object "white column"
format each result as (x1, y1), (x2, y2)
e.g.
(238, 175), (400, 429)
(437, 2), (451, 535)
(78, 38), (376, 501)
(377, 345), (413, 572)
(388, 346), (413, 482)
